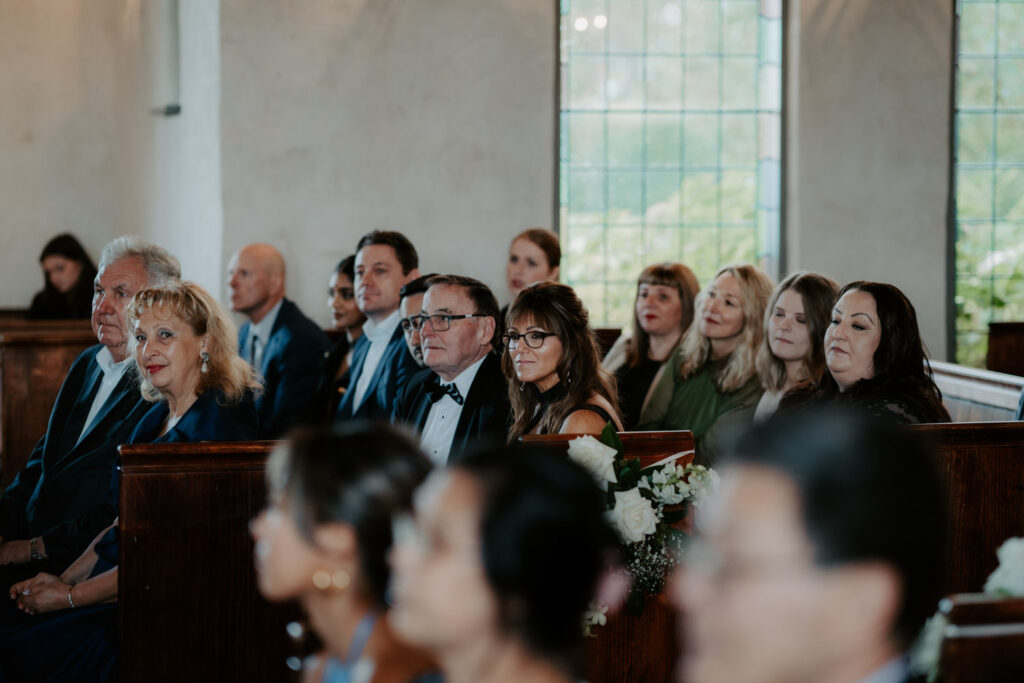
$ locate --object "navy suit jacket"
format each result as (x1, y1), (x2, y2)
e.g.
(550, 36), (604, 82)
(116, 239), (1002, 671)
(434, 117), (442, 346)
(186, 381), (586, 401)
(0, 345), (149, 565)
(239, 298), (331, 439)
(129, 390), (259, 444)
(393, 353), (511, 463)
(335, 325), (420, 423)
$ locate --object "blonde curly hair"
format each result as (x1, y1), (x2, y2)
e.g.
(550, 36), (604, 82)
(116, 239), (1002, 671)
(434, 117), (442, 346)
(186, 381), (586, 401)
(126, 281), (261, 403)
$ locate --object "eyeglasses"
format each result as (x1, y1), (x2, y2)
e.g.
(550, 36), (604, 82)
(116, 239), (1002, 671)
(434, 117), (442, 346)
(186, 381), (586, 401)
(328, 287), (355, 301)
(502, 331), (558, 349)
(401, 314), (487, 333)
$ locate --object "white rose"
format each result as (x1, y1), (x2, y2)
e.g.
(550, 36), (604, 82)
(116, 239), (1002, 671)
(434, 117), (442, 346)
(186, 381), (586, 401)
(985, 537), (1024, 596)
(567, 435), (618, 490)
(607, 488), (659, 543)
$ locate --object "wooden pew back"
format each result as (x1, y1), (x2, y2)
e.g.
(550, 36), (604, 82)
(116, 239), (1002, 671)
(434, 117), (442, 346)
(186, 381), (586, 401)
(0, 326), (97, 486)
(938, 593), (1024, 682)
(118, 441), (297, 683)
(910, 422), (1024, 596)
(931, 360), (1024, 422)
(524, 430), (694, 683)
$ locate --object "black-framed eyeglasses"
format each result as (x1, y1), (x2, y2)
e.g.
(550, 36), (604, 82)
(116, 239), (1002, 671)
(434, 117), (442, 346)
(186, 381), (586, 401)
(502, 331), (557, 349)
(401, 314), (487, 333)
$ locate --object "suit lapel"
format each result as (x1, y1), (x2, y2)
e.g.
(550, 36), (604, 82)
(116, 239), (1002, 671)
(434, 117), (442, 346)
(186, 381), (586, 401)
(354, 327), (403, 412)
(61, 370), (140, 466)
(57, 358), (105, 454)
(338, 336), (371, 417)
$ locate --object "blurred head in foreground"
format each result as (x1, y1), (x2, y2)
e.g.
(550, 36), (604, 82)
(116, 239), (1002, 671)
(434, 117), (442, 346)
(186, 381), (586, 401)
(390, 446), (617, 681)
(673, 409), (944, 683)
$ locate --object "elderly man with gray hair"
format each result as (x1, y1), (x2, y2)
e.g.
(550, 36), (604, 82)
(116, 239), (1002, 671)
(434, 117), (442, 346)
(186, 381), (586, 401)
(0, 235), (180, 584)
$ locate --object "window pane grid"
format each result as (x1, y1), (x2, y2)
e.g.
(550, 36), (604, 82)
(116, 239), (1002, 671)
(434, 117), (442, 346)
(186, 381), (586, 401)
(954, 0), (1024, 366)
(560, 0), (782, 327)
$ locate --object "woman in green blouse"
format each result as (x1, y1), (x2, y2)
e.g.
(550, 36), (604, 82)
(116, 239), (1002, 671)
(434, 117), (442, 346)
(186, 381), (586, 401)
(638, 264), (774, 465)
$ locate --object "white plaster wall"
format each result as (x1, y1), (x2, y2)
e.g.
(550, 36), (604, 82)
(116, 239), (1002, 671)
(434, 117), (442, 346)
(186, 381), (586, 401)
(0, 1), (122, 306)
(785, 0), (953, 359)
(219, 0), (557, 326)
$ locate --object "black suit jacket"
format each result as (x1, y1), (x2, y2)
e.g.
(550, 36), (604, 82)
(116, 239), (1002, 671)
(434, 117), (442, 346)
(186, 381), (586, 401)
(336, 325), (419, 423)
(239, 298), (331, 439)
(0, 345), (149, 565)
(393, 353), (511, 463)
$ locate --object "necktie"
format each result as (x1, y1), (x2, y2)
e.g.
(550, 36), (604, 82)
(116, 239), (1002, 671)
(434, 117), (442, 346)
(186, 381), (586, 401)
(249, 334), (260, 366)
(429, 382), (464, 406)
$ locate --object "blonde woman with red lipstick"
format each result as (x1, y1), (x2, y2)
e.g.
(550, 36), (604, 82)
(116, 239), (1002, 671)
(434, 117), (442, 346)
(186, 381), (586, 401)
(603, 263), (700, 429)
(637, 264), (773, 465)
(753, 272), (838, 420)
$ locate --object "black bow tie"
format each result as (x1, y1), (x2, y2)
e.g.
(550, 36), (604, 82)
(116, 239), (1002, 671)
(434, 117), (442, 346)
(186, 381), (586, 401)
(428, 382), (464, 406)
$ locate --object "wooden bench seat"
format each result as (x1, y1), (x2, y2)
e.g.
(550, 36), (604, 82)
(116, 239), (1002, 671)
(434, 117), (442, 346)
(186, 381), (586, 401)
(931, 360), (1024, 423)
(0, 326), (98, 486)
(937, 593), (1024, 682)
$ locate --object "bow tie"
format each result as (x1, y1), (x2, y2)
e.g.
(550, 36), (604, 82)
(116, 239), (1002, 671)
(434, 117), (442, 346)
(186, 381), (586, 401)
(429, 381), (464, 406)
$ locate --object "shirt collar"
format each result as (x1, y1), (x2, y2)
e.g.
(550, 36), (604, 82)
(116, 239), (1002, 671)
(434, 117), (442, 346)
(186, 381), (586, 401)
(443, 353), (488, 397)
(96, 345), (134, 377)
(249, 298), (284, 344)
(365, 308), (401, 344)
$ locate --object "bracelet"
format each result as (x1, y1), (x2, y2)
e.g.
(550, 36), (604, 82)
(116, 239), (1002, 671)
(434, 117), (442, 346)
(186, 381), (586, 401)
(67, 584), (76, 609)
(29, 537), (43, 562)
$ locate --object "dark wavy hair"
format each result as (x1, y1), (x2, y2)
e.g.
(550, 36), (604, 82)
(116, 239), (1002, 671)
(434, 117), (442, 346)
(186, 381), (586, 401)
(502, 282), (620, 440)
(265, 423), (432, 608)
(356, 230), (419, 275)
(817, 281), (949, 422)
(455, 446), (618, 667)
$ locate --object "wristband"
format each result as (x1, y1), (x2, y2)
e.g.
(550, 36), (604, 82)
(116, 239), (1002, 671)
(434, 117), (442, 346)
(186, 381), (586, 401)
(67, 584), (77, 609)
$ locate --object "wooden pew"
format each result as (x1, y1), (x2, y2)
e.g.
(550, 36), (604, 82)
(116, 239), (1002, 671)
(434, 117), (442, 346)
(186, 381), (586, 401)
(910, 422), (1024, 597)
(523, 430), (694, 683)
(931, 360), (1024, 422)
(0, 325), (97, 487)
(987, 322), (1024, 377)
(937, 594), (1024, 682)
(118, 441), (298, 683)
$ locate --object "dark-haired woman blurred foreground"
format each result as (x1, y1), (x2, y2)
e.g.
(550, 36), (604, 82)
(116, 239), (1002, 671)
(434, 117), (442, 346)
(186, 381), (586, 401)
(390, 446), (618, 683)
(251, 425), (438, 683)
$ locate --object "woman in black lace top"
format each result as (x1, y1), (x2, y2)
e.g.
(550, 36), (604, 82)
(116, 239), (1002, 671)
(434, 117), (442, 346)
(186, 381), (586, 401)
(780, 281), (950, 424)
(502, 282), (622, 441)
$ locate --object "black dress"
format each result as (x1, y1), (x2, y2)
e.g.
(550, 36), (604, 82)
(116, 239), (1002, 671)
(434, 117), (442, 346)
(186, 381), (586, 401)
(525, 382), (618, 434)
(614, 357), (662, 430)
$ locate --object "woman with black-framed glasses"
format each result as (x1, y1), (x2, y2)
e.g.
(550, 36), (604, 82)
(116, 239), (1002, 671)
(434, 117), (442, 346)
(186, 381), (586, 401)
(501, 282), (622, 441)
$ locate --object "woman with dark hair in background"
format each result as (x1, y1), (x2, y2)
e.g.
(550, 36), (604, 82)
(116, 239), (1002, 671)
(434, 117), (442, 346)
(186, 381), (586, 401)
(317, 255), (367, 420)
(781, 281), (950, 423)
(29, 234), (98, 319)
(638, 264), (774, 465)
(753, 272), (838, 420)
(390, 446), (618, 683)
(502, 282), (622, 440)
(603, 262), (700, 429)
(250, 425), (437, 683)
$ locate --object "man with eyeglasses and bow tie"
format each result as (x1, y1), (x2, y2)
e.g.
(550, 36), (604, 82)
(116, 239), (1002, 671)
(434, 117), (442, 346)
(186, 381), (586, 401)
(393, 275), (511, 465)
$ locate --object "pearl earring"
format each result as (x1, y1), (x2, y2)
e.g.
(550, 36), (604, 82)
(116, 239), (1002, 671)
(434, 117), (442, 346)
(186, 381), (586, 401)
(200, 352), (210, 374)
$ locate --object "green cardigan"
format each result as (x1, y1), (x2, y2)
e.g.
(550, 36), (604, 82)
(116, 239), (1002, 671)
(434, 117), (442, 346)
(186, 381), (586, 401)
(637, 348), (763, 466)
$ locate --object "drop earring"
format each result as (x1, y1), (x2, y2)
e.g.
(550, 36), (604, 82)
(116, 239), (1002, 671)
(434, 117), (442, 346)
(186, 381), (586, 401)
(200, 352), (210, 374)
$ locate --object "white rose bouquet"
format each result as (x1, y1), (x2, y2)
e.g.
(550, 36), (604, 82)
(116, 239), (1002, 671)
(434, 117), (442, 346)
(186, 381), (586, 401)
(573, 424), (718, 632)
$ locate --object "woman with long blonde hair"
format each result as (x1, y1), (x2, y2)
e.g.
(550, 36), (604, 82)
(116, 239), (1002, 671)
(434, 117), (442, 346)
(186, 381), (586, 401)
(638, 264), (774, 464)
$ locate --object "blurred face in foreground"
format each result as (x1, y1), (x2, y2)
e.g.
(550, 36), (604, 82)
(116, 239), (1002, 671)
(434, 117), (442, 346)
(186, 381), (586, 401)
(673, 465), (899, 683)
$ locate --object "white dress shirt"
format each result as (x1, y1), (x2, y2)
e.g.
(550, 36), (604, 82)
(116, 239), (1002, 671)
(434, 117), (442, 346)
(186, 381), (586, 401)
(245, 299), (283, 369)
(420, 355), (486, 466)
(859, 656), (909, 683)
(78, 346), (134, 445)
(351, 309), (402, 410)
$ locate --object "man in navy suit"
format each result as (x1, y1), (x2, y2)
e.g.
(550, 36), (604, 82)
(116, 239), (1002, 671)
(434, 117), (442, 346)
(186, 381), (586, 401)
(229, 243), (331, 439)
(0, 236), (180, 575)
(335, 231), (421, 423)
(393, 275), (510, 464)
